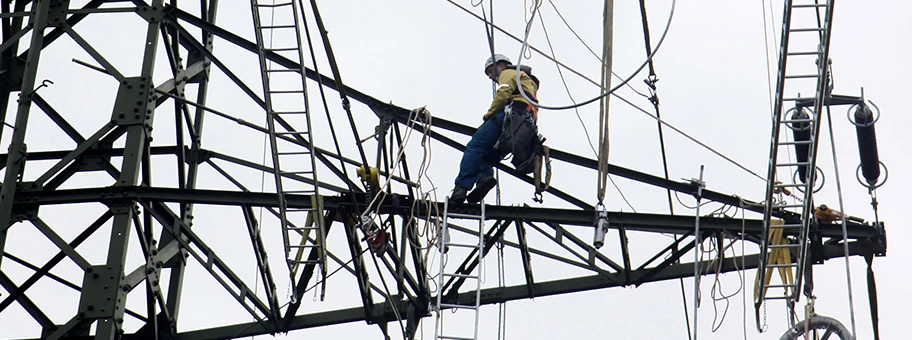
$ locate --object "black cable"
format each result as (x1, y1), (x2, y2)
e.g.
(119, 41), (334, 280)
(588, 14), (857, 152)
(298, 0), (362, 211)
(544, 0), (650, 99)
(307, 0), (370, 168)
(635, 1), (689, 338)
(865, 254), (880, 340)
(638, 0), (657, 78)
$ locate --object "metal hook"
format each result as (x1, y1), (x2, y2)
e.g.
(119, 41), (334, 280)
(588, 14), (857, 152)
(34, 79), (54, 93)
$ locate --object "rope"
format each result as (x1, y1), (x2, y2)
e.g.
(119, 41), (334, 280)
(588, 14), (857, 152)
(298, 0), (361, 211)
(740, 203), (748, 340)
(370, 251), (407, 338)
(595, 0), (612, 205)
(307, 0), (370, 168)
(447, 0), (763, 183)
(633, 2), (693, 335)
(824, 106), (858, 336)
(512, 0), (677, 111)
(496, 241), (506, 340)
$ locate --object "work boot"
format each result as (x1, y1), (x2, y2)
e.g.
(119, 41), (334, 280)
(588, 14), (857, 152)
(466, 176), (497, 203)
(449, 186), (468, 204)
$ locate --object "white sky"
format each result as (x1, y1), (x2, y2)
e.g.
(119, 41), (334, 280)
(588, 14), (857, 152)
(0, 1), (909, 339)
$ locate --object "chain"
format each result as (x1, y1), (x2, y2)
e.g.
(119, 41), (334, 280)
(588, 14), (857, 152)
(287, 277), (296, 304)
(762, 301), (769, 332)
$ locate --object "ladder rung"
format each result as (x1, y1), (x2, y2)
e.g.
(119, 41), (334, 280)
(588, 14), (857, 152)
(768, 243), (799, 249)
(268, 89), (305, 94)
(266, 68), (298, 73)
(285, 227), (320, 230)
(288, 244), (322, 249)
(445, 242), (481, 249)
(265, 47), (299, 52)
(288, 259), (321, 264)
(775, 183), (806, 188)
(765, 283), (798, 289)
(787, 51), (820, 56)
(792, 4), (827, 8)
(790, 27), (825, 32)
(764, 295), (796, 300)
(442, 273), (479, 279)
(782, 97), (811, 102)
(439, 303), (478, 310)
(280, 170), (314, 176)
(766, 263), (798, 268)
(277, 151), (313, 156)
(785, 74), (819, 79)
(260, 24), (296, 29)
(780, 140), (813, 146)
(777, 162), (809, 167)
(275, 131), (310, 136)
(273, 110), (308, 115)
(447, 213), (483, 220)
(256, 2), (293, 8)
(283, 191), (317, 196)
(770, 224), (803, 229)
(438, 335), (476, 340)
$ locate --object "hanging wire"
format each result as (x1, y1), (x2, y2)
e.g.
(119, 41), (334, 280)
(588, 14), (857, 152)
(446, 0), (763, 183)
(298, 0), (362, 211)
(595, 0), (612, 206)
(544, 0), (650, 99)
(760, 0), (776, 121)
(537, 12), (596, 156)
(824, 106), (858, 335)
(739, 203), (749, 340)
(369, 251), (408, 338)
(512, 0), (677, 111)
(496, 240), (507, 340)
(536, 5), (636, 212)
(307, 0), (370, 167)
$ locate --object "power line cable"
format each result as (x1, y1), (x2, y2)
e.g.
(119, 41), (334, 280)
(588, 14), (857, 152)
(542, 0), (651, 98)
(512, 0), (676, 110)
(537, 6), (636, 213)
(448, 0), (765, 182)
(634, 2), (692, 334)
(298, 0), (362, 211)
(824, 106), (858, 336)
(308, 0), (370, 168)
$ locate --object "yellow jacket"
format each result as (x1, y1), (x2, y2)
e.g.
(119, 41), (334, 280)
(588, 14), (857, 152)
(484, 68), (538, 120)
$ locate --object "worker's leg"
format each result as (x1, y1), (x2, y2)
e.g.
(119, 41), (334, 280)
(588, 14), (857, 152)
(454, 111), (504, 190)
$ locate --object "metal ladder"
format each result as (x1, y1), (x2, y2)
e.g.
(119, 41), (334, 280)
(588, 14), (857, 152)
(757, 0), (835, 322)
(435, 200), (486, 340)
(249, 0), (326, 297)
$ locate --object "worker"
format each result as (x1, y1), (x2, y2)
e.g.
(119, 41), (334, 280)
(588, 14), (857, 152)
(450, 54), (539, 204)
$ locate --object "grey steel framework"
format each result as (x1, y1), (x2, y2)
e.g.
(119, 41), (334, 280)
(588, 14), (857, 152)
(0, 2), (886, 340)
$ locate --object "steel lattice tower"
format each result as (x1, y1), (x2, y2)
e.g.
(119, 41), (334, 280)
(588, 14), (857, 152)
(0, 1), (885, 339)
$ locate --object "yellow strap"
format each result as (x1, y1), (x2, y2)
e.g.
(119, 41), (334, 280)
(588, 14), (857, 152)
(289, 209), (315, 279)
(754, 219), (796, 300)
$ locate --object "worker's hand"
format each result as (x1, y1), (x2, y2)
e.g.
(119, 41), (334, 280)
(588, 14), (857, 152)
(482, 113), (492, 121)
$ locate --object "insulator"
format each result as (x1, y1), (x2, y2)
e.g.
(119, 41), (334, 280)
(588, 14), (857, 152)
(790, 109), (812, 183)
(853, 104), (880, 185)
(593, 209), (609, 249)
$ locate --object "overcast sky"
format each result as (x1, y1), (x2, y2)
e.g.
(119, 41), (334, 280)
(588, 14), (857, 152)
(0, 1), (909, 339)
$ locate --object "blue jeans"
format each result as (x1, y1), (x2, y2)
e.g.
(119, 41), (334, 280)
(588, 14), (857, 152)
(455, 111), (504, 190)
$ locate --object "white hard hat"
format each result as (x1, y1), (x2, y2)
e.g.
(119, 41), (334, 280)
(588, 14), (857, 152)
(484, 54), (511, 73)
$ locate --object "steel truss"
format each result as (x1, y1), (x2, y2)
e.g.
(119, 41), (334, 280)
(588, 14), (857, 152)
(0, 2), (886, 340)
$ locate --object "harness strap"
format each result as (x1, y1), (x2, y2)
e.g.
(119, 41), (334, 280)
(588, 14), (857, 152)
(533, 145), (551, 203)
